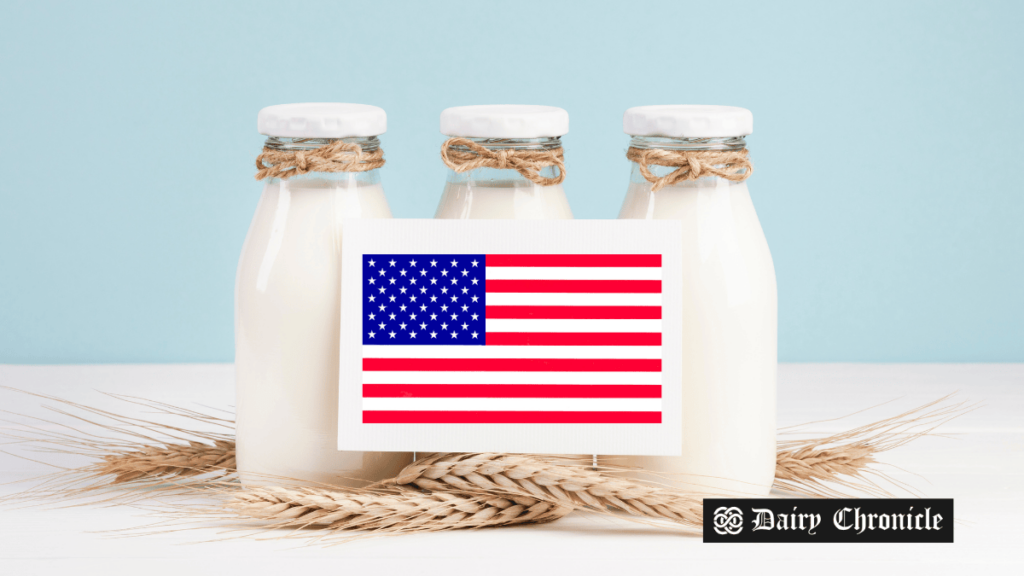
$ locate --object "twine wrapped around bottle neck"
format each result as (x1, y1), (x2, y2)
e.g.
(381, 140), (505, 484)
(626, 147), (752, 192)
(440, 137), (566, 186)
(255, 140), (385, 180)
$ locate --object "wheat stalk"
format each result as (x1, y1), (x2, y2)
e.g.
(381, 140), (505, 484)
(386, 453), (705, 530)
(225, 485), (571, 533)
(0, 387), (235, 506)
(774, 394), (976, 498)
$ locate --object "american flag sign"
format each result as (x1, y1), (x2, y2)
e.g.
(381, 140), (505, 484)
(361, 253), (663, 424)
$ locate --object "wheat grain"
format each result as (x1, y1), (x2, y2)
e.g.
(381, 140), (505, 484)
(388, 453), (705, 529)
(223, 485), (571, 534)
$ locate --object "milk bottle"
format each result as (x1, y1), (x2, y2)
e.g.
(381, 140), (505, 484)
(616, 105), (777, 495)
(434, 105), (572, 219)
(236, 103), (411, 486)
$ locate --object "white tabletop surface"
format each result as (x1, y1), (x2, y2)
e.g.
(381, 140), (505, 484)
(1, 363), (1022, 575)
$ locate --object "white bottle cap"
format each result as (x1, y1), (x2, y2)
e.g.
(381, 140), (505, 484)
(257, 103), (386, 138)
(440, 105), (569, 138)
(623, 105), (752, 138)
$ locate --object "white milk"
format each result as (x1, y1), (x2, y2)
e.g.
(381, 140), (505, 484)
(435, 180), (573, 219)
(616, 175), (777, 495)
(236, 174), (412, 486)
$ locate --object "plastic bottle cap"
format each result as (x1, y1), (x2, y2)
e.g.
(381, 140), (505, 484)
(257, 103), (386, 138)
(623, 105), (753, 138)
(440, 105), (569, 138)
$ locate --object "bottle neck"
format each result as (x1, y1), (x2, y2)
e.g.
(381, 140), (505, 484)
(261, 136), (382, 186)
(444, 136), (563, 188)
(627, 135), (748, 189)
(628, 135), (746, 151)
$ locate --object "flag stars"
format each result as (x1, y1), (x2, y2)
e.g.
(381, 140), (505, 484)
(410, 278), (417, 285)
(450, 331), (458, 339)
(430, 260), (438, 267)
(451, 313), (458, 321)
(420, 287), (428, 294)
(399, 304), (407, 312)
(389, 331), (396, 338)
(400, 269), (407, 277)
(409, 331), (417, 338)
(379, 269), (386, 276)
(399, 322), (407, 330)
(461, 323), (469, 330)
(430, 278), (438, 285)
(368, 295), (376, 302)
(399, 287), (407, 294)
(471, 313), (479, 320)
(389, 278), (397, 285)
(430, 313), (438, 320)
(378, 304), (386, 312)
(461, 305), (469, 312)
(440, 322), (449, 330)
(471, 331), (479, 339)
(450, 259), (458, 267)
(379, 287), (386, 294)
(461, 269), (469, 276)
(441, 287), (449, 294)
(430, 331), (438, 338)
(368, 313), (375, 320)
(471, 278), (479, 285)
(389, 260), (396, 267)
(389, 295), (397, 302)
(430, 296), (438, 303)
(420, 269), (428, 276)
(420, 305), (428, 312)
(368, 259), (376, 267)
(420, 323), (427, 330)
(389, 313), (396, 321)
(379, 322), (386, 330)
(461, 287), (469, 294)
(451, 295), (458, 302)
(471, 260), (479, 267)
(441, 270), (448, 277)
(471, 296), (479, 303)
(410, 259), (417, 267)
(441, 305), (449, 312)
(368, 278), (375, 285)
(451, 278), (458, 285)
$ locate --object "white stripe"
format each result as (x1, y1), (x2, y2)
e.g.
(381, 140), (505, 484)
(485, 293), (662, 306)
(485, 266), (661, 281)
(485, 319), (662, 333)
(364, 345), (662, 360)
(362, 371), (662, 385)
(362, 398), (662, 412)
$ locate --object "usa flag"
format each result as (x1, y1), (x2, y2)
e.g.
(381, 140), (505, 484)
(361, 254), (662, 424)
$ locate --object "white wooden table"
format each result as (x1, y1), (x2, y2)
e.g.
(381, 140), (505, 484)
(1, 364), (1022, 575)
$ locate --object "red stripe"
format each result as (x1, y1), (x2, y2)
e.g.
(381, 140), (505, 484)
(485, 305), (661, 320)
(363, 410), (662, 424)
(486, 280), (661, 294)
(363, 384), (662, 399)
(485, 254), (661, 267)
(362, 358), (661, 372)
(486, 332), (662, 346)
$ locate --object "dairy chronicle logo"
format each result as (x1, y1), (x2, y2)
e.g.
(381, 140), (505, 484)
(713, 506), (744, 535)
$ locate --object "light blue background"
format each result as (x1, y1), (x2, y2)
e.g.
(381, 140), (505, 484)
(1, 0), (1021, 364)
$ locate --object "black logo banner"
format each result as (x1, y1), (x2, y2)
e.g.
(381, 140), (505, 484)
(703, 498), (953, 543)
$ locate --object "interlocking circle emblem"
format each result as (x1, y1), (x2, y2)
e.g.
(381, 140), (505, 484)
(713, 506), (744, 535)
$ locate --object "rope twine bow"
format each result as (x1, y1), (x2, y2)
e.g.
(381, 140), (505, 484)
(441, 137), (566, 186)
(626, 147), (752, 192)
(255, 140), (385, 180)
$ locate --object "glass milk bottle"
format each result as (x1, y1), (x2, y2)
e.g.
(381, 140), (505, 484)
(435, 105), (572, 219)
(236, 103), (411, 487)
(616, 105), (777, 495)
